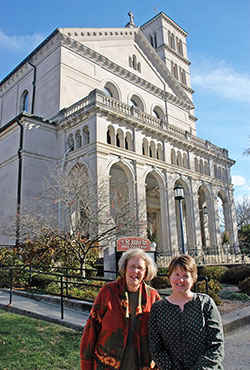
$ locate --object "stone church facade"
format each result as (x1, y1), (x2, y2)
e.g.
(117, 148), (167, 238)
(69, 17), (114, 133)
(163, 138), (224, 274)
(0, 12), (238, 270)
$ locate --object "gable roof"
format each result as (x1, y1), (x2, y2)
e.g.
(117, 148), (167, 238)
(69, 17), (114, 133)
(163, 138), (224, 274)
(58, 26), (194, 109)
(1, 22), (194, 110)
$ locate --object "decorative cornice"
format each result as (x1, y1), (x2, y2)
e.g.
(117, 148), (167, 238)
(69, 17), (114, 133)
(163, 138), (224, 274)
(59, 32), (194, 111)
(140, 12), (188, 37)
(157, 43), (191, 65)
(56, 89), (234, 166)
(135, 30), (194, 109)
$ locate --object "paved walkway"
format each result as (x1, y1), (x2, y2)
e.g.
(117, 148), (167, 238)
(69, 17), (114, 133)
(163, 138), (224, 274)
(0, 289), (89, 331)
(223, 325), (250, 370)
(1, 289), (250, 335)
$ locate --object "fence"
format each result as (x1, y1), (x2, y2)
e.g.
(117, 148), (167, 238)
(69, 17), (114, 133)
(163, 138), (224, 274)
(156, 245), (245, 268)
(0, 265), (115, 319)
(0, 264), (209, 320)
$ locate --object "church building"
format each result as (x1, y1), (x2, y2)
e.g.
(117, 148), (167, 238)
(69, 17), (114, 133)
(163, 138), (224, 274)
(0, 12), (238, 270)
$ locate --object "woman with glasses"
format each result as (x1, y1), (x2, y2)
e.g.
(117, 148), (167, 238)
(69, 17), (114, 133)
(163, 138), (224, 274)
(80, 248), (161, 370)
(149, 255), (224, 369)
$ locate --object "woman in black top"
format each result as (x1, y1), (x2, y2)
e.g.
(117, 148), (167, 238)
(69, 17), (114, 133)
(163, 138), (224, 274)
(149, 255), (224, 369)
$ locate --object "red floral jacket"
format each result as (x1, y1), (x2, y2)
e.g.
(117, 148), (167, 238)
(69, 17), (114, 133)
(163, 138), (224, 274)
(80, 277), (161, 370)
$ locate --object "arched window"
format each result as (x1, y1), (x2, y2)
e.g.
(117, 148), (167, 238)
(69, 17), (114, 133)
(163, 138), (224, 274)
(21, 90), (29, 112)
(171, 62), (178, 80)
(103, 82), (119, 100)
(154, 33), (157, 48)
(82, 126), (90, 145)
(150, 35), (154, 47)
(150, 33), (157, 48)
(67, 134), (74, 151)
(157, 144), (163, 160)
(173, 63), (178, 80)
(218, 166), (222, 179)
(75, 130), (82, 149)
(199, 159), (204, 174)
(204, 161), (209, 175)
(194, 158), (199, 172)
(125, 132), (132, 151)
(130, 95), (144, 111)
(177, 38), (183, 56)
(107, 125), (115, 145)
(152, 106), (164, 120)
(142, 138), (149, 156)
(214, 164), (218, 178)
(183, 153), (188, 168)
(132, 55), (137, 71)
(168, 31), (176, 50)
(171, 148), (176, 165)
(179, 68), (186, 85)
(149, 141), (156, 158)
(103, 87), (112, 97)
(177, 151), (182, 167)
(130, 99), (137, 107)
(116, 133), (121, 147)
(107, 129), (111, 144)
(129, 56), (132, 68)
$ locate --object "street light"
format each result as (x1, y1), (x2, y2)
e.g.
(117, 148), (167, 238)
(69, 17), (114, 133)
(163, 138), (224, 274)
(174, 183), (186, 254)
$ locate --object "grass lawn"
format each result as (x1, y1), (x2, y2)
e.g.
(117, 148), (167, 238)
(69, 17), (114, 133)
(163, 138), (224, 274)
(0, 309), (82, 370)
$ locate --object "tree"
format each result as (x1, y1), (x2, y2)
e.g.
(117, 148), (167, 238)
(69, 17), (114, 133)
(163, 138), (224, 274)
(3, 163), (143, 274)
(235, 196), (250, 257)
(238, 225), (250, 257)
(235, 196), (250, 229)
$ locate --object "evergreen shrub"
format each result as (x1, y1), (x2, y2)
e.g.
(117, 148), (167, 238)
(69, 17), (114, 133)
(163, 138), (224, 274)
(229, 292), (250, 301)
(151, 276), (170, 289)
(239, 277), (250, 296)
(200, 265), (228, 281)
(195, 279), (222, 306)
(220, 265), (250, 284)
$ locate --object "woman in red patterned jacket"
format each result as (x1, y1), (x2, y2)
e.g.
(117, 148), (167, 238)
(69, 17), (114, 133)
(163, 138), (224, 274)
(80, 248), (161, 370)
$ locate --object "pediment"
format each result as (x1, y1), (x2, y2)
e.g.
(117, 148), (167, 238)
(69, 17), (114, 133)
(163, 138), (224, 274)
(58, 27), (194, 109)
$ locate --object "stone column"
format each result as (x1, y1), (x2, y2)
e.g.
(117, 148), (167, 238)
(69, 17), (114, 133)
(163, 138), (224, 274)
(212, 187), (221, 247)
(166, 172), (178, 255)
(191, 180), (202, 251)
(134, 160), (147, 238)
(226, 187), (239, 249)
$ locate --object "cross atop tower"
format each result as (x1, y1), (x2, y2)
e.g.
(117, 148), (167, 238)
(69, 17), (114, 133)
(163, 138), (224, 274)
(125, 11), (136, 28)
(128, 11), (134, 24)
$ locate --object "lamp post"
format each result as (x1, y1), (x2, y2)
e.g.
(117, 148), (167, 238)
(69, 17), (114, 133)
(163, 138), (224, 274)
(174, 184), (186, 254)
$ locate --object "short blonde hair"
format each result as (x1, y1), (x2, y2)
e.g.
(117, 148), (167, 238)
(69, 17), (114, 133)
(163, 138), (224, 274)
(168, 254), (198, 281)
(118, 248), (157, 281)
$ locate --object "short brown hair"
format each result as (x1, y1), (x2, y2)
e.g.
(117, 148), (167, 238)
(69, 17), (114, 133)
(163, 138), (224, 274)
(118, 248), (158, 281)
(168, 254), (198, 281)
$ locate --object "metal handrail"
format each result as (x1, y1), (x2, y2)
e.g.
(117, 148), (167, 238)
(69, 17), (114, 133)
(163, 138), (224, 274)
(0, 265), (117, 319)
(1, 265), (209, 319)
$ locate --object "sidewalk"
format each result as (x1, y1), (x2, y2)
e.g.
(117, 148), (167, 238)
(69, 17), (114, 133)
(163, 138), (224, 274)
(0, 289), (89, 331)
(1, 289), (250, 335)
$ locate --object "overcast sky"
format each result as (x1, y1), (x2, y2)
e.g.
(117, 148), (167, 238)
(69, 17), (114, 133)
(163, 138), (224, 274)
(1, 0), (249, 200)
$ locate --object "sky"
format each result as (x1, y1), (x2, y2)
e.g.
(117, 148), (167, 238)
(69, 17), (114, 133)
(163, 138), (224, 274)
(1, 0), (249, 200)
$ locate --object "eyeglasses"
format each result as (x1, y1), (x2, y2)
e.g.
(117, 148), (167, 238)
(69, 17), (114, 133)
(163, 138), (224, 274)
(127, 265), (146, 272)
